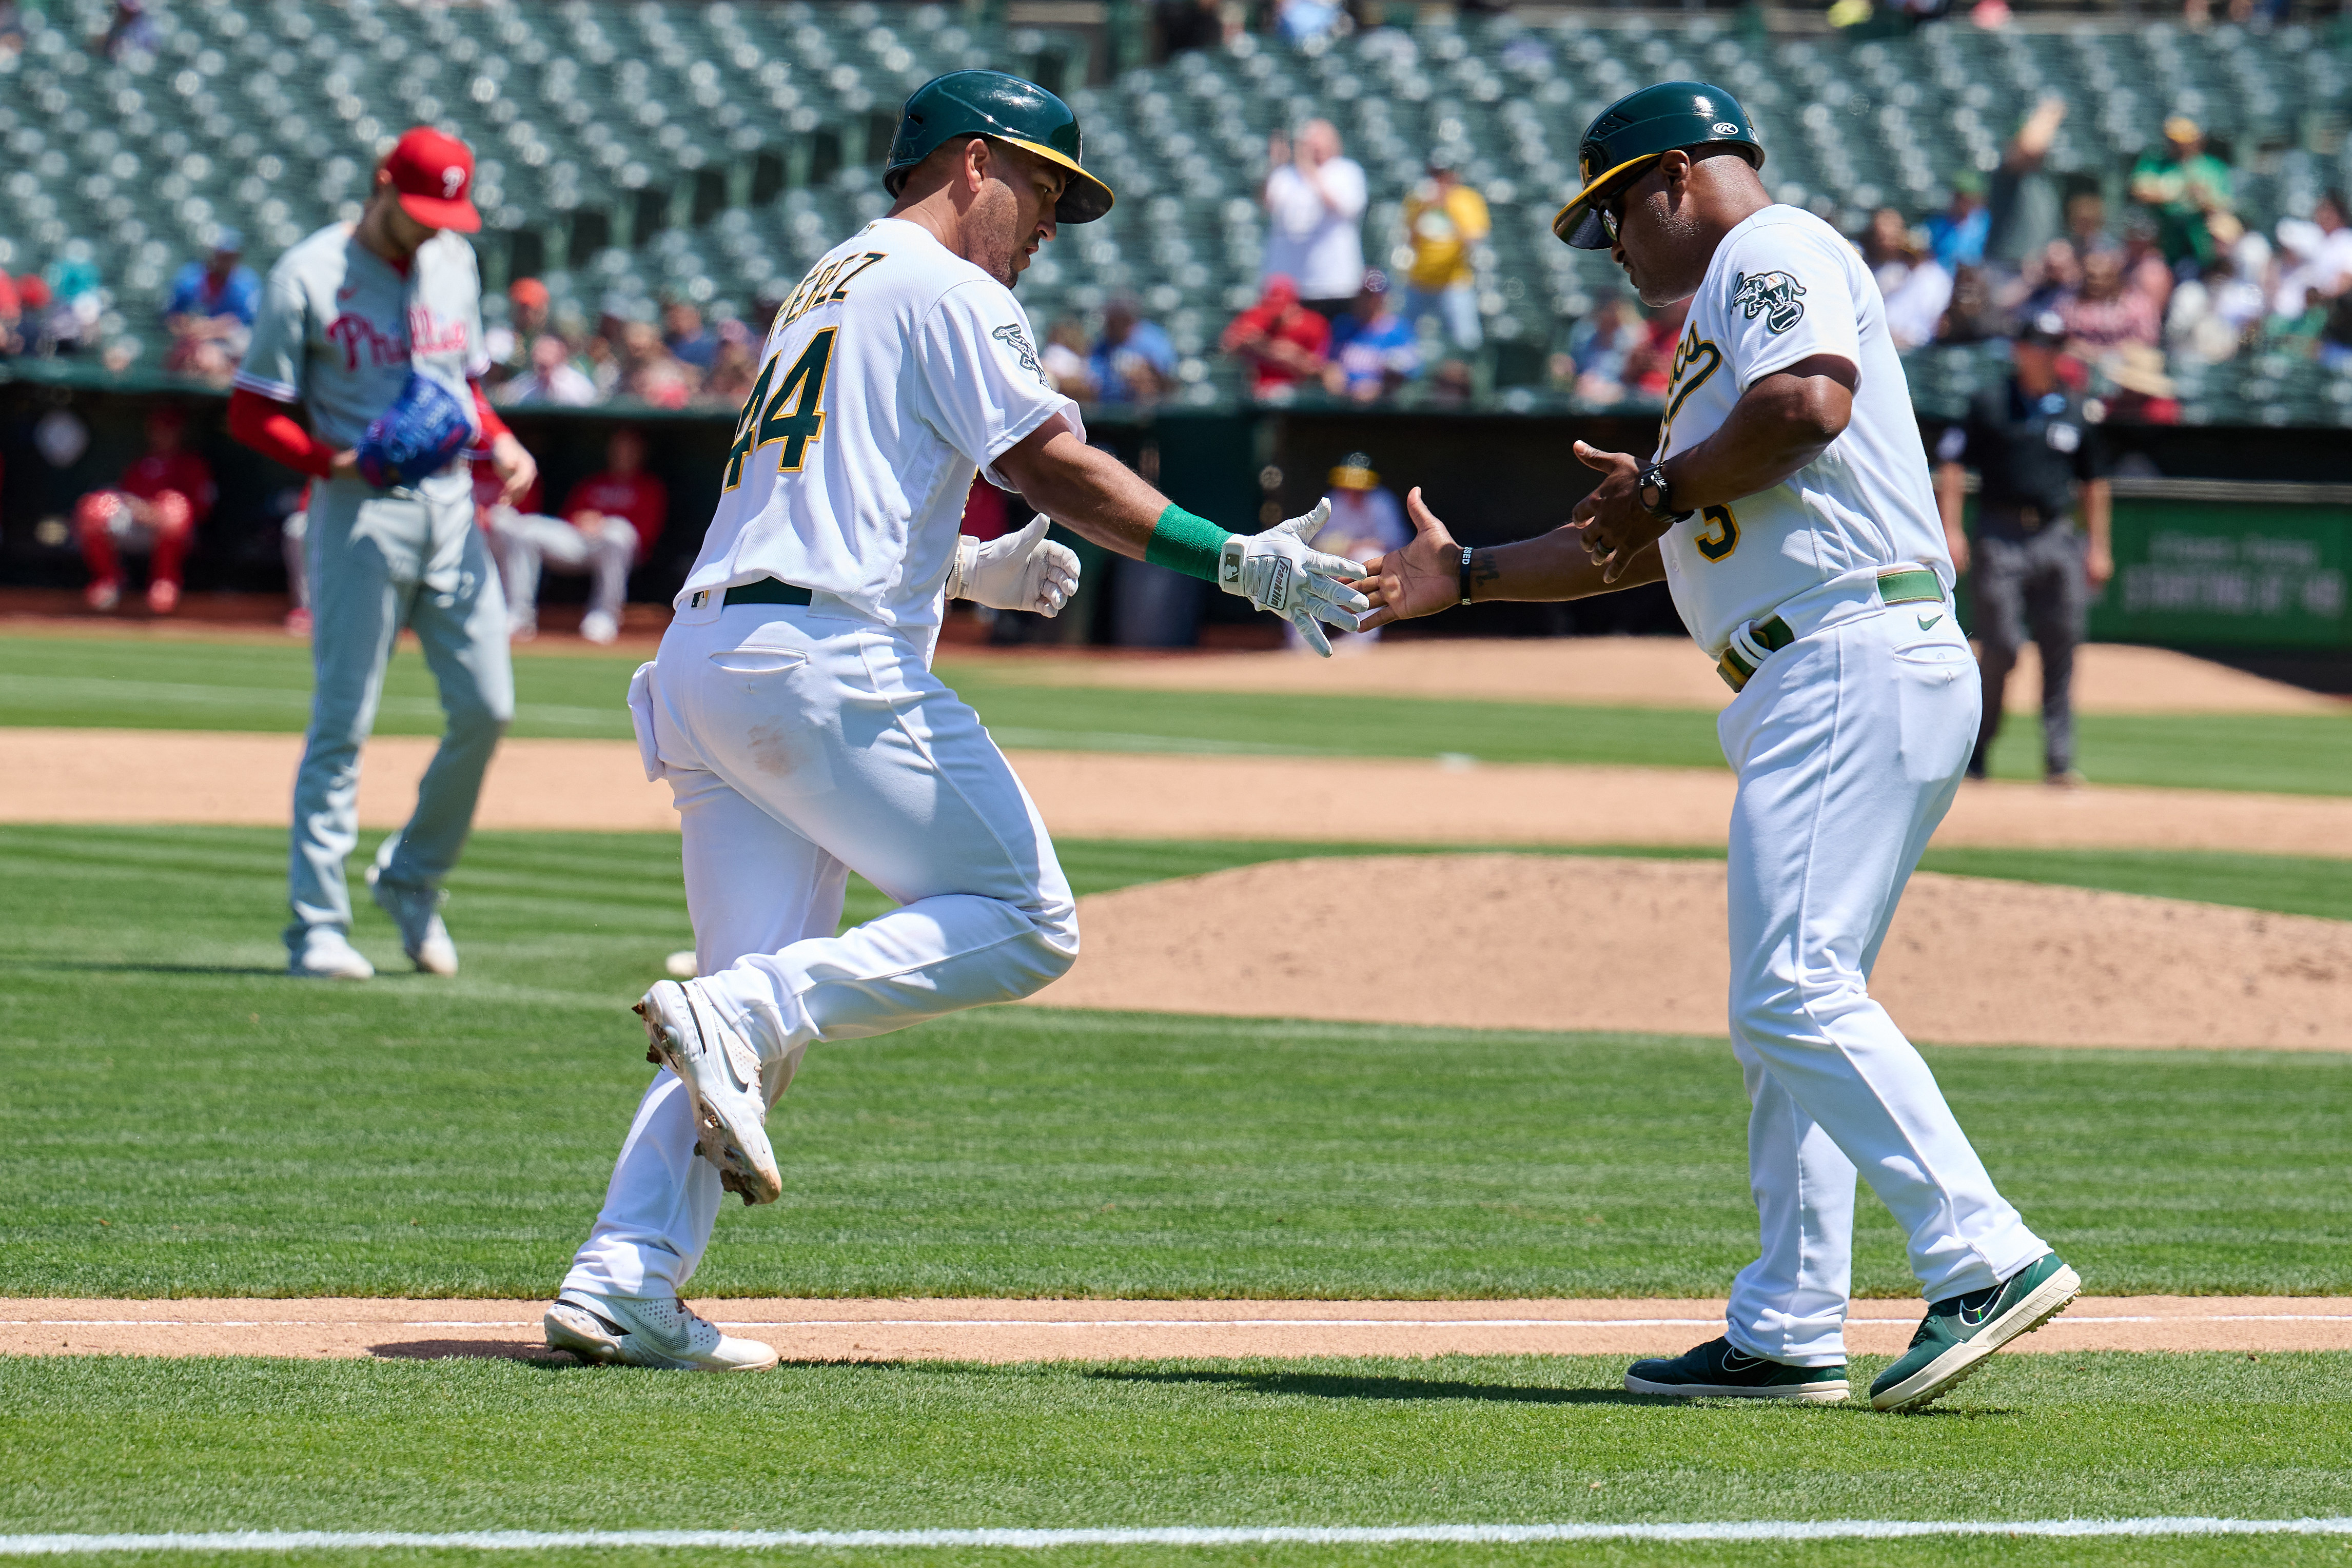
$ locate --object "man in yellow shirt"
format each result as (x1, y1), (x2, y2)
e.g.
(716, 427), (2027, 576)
(1401, 150), (1491, 350)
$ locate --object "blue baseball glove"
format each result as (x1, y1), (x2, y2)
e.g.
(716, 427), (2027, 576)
(355, 371), (475, 489)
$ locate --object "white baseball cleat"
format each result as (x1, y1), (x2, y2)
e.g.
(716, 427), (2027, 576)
(288, 926), (375, 981)
(543, 1291), (779, 1371)
(636, 979), (783, 1205)
(579, 609), (620, 644)
(366, 861), (458, 976)
(664, 950), (698, 979)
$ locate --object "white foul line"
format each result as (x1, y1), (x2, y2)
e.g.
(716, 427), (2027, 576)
(12, 1315), (2352, 1331)
(2, 1519), (2349, 1553)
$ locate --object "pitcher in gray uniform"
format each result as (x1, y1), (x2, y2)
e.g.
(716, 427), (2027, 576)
(231, 126), (536, 979)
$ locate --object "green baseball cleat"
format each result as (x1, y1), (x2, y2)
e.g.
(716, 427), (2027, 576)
(1625, 1337), (1850, 1402)
(1870, 1253), (2082, 1413)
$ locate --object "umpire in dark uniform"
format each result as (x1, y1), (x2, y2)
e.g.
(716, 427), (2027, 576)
(1934, 311), (2113, 786)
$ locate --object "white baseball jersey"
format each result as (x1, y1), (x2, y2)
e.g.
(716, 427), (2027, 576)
(676, 218), (1082, 629)
(1652, 205), (1950, 657)
(237, 223), (489, 486)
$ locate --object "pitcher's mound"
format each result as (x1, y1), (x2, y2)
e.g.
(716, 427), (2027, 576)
(1030, 855), (2350, 1051)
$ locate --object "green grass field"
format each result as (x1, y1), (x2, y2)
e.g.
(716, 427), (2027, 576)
(4, 826), (2346, 1300)
(5, 633), (2347, 793)
(3, 1353), (2348, 1566)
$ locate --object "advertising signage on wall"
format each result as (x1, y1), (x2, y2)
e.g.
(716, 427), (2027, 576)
(2090, 484), (2352, 652)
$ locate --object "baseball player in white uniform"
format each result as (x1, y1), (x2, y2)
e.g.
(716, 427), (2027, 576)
(1360, 84), (2076, 1413)
(231, 127), (536, 981)
(543, 72), (1369, 1371)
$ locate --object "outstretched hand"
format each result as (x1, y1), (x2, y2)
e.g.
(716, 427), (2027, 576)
(1355, 487), (1464, 630)
(1570, 440), (1671, 583)
(1217, 499), (1369, 658)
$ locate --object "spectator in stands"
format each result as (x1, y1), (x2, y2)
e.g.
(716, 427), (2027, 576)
(482, 277), (549, 395)
(618, 320), (695, 408)
(502, 332), (600, 406)
(2320, 292), (2352, 373)
(1222, 273), (1329, 400)
(161, 230), (259, 384)
(1273, 0), (1345, 45)
(2064, 191), (2112, 258)
(1881, 225), (1956, 351)
(96, 0), (154, 61)
(1156, 0), (1224, 52)
(2130, 117), (2237, 276)
(1290, 453), (1406, 654)
(35, 241), (103, 356)
(1262, 120), (1366, 320)
(1323, 269), (1418, 403)
(1999, 238), (2081, 327)
(696, 321), (759, 408)
(1926, 173), (1989, 272)
(491, 425), (666, 646)
(0, 268), (20, 357)
(2059, 249), (2160, 357)
(1936, 265), (2003, 345)
(2104, 345), (2180, 425)
(1040, 317), (1095, 400)
(1089, 297), (1178, 406)
(1987, 97), (2068, 271)
(75, 404), (212, 615)
(2273, 192), (2352, 319)
(1861, 207), (1916, 300)
(662, 296), (718, 374)
(1423, 357), (1475, 408)
(1622, 298), (1687, 401)
(1556, 293), (1642, 404)
(1400, 150), (1490, 352)
(0, 0), (26, 56)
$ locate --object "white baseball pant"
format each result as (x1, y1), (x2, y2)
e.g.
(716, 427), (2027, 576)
(1716, 582), (2047, 1367)
(562, 600), (1080, 1299)
(488, 509), (637, 634)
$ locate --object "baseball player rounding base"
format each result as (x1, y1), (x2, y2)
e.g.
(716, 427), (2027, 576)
(230, 127), (534, 981)
(543, 71), (1368, 1371)
(1360, 84), (2076, 1413)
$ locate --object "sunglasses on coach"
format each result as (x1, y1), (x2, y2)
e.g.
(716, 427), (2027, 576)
(1594, 155), (1664, 244)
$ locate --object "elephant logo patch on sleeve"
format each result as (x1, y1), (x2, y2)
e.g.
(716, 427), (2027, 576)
(991, 323), (1050, 386)
(1731, 270), (1808, 334)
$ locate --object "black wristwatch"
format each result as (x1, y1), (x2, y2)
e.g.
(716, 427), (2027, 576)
(1637, 462), (1691, 522)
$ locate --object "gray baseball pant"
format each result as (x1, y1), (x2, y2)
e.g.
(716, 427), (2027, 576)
(286, 474), (515, 950)
(1969, 525), (2087, 778)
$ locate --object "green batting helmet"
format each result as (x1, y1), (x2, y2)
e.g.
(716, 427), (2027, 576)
(1552, 82), (1763, 249)
(883, 70), (1114, 225)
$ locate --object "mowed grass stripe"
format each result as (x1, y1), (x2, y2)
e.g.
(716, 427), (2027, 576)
(4, 635), (2346, 792)
(2, 827), (2346, 1299)
(7, 1516), (2351, 1552)
(2, 1354), (2348, 1560)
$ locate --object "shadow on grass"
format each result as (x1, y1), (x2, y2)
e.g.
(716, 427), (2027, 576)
(1087, 1368), (1667, 1406)
(370, 1339), (582, 1365)
(23, 961), (291, 977)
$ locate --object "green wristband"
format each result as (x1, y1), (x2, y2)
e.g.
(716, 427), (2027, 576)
(1143, 503), (1232, 583)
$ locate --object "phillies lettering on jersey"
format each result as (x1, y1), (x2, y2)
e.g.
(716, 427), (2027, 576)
(1652, 205), (1950, 657)
(675, 218), (1082, 630)
(237, 223), (489, 465)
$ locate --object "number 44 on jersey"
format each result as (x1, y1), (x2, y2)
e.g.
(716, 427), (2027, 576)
(723, 328), (837, 491)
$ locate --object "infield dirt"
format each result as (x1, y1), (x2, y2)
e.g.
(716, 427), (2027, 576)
(8, 1296), (2349, 1362)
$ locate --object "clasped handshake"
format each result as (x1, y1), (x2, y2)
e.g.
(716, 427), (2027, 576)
(954, 440), (1655, 657)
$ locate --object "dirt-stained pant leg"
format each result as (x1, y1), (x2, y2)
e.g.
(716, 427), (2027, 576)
(561, 601), (1077, 1300)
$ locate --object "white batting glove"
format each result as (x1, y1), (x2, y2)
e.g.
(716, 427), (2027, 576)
(946, 514), (1082, 618)
(1215, 499), (1369, 658)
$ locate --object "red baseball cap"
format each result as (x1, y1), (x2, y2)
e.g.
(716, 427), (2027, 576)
(382, 126), (481, 233)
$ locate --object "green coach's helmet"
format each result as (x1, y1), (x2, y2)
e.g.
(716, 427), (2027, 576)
(1552, 81), (1764, 249)
(884, 70), (1114, 224)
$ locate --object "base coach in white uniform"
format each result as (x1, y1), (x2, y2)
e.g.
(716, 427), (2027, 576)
(1360, 84), (2077, 1414)
(545, 72), (1371, 1371)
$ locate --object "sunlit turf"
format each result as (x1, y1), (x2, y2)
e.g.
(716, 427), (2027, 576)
(3, 634), (2345, 792)
(2, 826), (2345, 1300)
(0, 1351), (2346, 1568)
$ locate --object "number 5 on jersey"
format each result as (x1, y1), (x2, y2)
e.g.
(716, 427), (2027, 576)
(723, 329), (836, 491)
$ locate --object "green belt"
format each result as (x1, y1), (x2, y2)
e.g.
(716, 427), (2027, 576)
(1716, 566), (1946, 693)
(722, 579), (814, 607)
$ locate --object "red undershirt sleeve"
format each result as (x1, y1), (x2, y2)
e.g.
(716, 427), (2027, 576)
(226, 386), (336, 480)
(465, 381), (508, 460)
